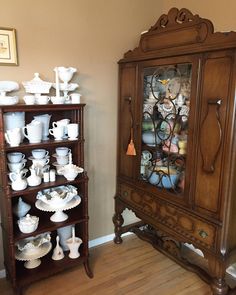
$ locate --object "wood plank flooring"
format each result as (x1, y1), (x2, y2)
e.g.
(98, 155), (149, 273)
(0, 235), (211, 295)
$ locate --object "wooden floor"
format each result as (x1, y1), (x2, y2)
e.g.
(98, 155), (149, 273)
(0, 235), (212, 295)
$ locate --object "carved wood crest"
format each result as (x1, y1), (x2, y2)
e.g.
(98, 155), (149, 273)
(122, 7), (236, 61)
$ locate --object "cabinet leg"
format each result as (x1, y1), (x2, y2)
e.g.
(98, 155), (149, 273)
(113, 197), (125, 244)
(14, 287), (23, 295)
(208, 256), (228, 295)
(211, 278), (228, 295)
(83, 258), (93, 278)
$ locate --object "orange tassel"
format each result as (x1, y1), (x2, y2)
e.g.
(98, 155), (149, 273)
(126, 128), (136, 156)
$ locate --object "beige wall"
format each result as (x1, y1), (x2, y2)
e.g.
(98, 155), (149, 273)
(0, 0), (164, 270)
(1, 0), (236, 272)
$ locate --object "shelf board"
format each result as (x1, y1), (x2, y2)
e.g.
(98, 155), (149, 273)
(15, 251), (88, 287)
(14, 209), (88, 242)
(4, 138), (84, 151)
(10, 174), (87, 197)
(0, 103), (86, 112)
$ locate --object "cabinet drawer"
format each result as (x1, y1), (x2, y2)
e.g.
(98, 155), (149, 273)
(119, 183), (217, 250)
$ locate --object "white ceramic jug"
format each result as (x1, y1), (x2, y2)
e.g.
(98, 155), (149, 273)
(9, 171), (27, 191)
(3, 112), (25, 142)
(33, 114), (51, 140)
(5, 128), (21, 147)
(27, 167), (42, 187)
(23, 120), (43, 143)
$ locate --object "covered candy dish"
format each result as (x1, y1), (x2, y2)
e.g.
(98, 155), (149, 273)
(22, 73), (52, 98)
(18, 214), (39, 234)
(36, 185), (78, 209)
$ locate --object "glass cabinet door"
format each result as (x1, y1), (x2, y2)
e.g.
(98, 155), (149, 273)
(140, 63), (192, 195)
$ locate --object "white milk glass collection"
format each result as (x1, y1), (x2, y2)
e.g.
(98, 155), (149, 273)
(0, 67), (82, 106)
(4, 113), (80, 146)
(2, 67), (85, 270)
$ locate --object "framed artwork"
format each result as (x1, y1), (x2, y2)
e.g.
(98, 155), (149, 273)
(0, 27), (18, 65)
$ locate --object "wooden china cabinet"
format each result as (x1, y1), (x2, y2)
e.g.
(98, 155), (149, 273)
(113, 8), (236, 295)
(0, 104), (93, 294)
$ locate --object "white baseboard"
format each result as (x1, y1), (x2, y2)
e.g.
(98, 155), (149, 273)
(88, 232), (132, 248)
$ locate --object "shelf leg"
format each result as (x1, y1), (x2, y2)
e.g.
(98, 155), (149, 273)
(14, 286), (23, 295)
(83, 258), (93, 278)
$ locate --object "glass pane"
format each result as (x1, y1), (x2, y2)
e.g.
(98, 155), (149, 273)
(141, 63), (192, 194)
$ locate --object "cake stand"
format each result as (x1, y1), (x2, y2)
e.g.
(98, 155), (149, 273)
(35, 195), (81, 222)
(15, 242), (52, 269)
(52, 82), (79, 98)
(0, 81), (19, 105)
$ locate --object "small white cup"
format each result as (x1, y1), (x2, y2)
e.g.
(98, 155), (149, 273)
(23, 95), (35, 105)
(56, 155), (69, 165)
(5, 128), (21, 147)
(67, 123), (79, 140)
(49, 126), (64, 140)
(7, 152), (25, 163)
(36, 96), (50, 105)
(55, 147), (71, 157)
(32, 149), (49, 159)
(31, 157), (50, 167)
(70, 93), (81, 104)
(51, 96), (66, 104)
(7, 160), (26, 172)
(52, 119), (70, 137)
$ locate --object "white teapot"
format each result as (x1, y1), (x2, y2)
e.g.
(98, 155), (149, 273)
(9, 170), (27, 191)
(27, 167), (42, 187)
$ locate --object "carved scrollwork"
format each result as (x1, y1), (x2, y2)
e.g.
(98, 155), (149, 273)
(120, 184), (216, 249)
(162, 238), (182, 259)
(200, 99), (222, 173)
(150, 8), (199, 31)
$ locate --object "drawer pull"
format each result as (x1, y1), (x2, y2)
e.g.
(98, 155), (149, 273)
(198, 229), (208, 239)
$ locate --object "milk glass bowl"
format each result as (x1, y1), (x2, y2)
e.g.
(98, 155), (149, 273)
(36, 185), (77, 209)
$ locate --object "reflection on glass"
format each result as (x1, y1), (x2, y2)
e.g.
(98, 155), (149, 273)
(140, 63), (192, 194)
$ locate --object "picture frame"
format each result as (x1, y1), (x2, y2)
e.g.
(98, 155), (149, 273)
(0, 27), (18, 66)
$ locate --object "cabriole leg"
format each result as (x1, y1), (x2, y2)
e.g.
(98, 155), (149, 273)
(208, 256), (228, 295)
(83, 258), (93, 278)
(113, 197), (125, 244)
